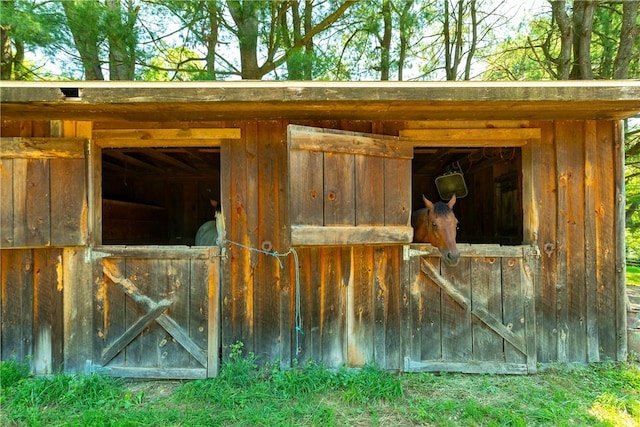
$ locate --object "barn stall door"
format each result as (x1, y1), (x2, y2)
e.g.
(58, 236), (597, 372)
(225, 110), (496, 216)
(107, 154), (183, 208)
(404, 245), (538, 374)
(287, 125), (413, 246)
(91, 247), (220, 379)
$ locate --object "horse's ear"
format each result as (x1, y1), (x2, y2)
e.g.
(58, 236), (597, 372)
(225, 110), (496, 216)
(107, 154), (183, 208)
(448, 194), (457, 208)
(422, 195), (434, 210)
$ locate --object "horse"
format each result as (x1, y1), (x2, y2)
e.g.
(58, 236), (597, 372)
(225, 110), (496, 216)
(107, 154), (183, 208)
(195, 200), (224, 246)
(411, 194), (460, 266)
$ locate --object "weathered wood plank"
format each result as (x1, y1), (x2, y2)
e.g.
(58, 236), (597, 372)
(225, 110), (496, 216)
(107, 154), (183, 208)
(156, 313), (207, 367)
(441, 258), (472, 361)
(0, 160), (14, 247)
(320, 247), (347, 368)
(219, 133), (234, 357)
(323, 152), (355, 226)
(25, 159), (51, 246)
(0, 137), (85, 158)
(595, 121), (617, 359)
(292, 225), (413, 246)
(421, 258), (468, 309)
(0, 250), (33, 362)
(522, 253), (538, 373)
(383, 246), (402, 370)
(404, 359), (528, 375)
(347, 246), (374, 366)
(373, 247), (387, 368)
(101, 299), (173, 365)
(50, 158), (87, 246)
(93, 127), (241, 140)
(613, 120), (627, 361)
(289, 145), (324, 226)
(384, 157), (412, 226)
(32, 249), (64, 374)
(563, 121), (588, 363)
(502, 257), (526, 365)
(155, 258), (189, 369)
(399, 128), (541, 145)
(288, 125), (413, 159)
(470, 257), (503, 362)
(93, 366), (207, 379)
(355, 155), (384, 225)
(296, 247), (320, 361)
(255, 120), (286, 365)
(93, 245), (214, 259)
(404, 120), (531, 129)
(584, 120), (600, 362)
(555, 120), (570, 363)
(206, 250), (220, 377)
(420, 257), (444, 361)
(529, 121), (557, 363)
(93, 366), (208, 380)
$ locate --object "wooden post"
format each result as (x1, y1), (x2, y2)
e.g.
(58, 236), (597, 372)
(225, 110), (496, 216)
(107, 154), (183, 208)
(614, 120), (627, 361)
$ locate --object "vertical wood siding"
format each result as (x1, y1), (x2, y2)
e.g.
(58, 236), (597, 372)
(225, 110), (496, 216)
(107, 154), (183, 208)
(530, 120), (621, 363)
(0, 248), (63, 374)
(0, 120), (87, 248)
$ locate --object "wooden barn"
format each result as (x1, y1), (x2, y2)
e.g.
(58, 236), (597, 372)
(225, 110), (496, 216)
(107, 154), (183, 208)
(1, 81), (639, 378)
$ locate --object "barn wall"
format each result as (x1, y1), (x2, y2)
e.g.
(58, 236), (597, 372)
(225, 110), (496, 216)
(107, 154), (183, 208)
(530, 120), (623, 363)
(219, 118), (625, 368)
(0, 117), (627, 374)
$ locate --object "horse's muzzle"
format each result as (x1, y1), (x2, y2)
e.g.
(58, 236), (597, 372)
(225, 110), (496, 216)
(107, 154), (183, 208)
(442, 251), (460, 267)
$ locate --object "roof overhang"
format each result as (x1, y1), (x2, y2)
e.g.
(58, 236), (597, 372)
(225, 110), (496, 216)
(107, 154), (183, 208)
(1, 80), (639, 122)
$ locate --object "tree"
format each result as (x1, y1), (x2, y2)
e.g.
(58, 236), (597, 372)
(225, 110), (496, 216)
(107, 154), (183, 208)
(60, 0), (105, 79)
(225, 0), (354, 80)
(105, 0), (138, 80)
(0, 0), (64, 80)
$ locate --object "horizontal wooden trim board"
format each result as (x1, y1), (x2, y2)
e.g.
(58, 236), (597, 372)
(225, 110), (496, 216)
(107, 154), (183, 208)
(94, 128), (241, 148)
(288, 125), (413, 159)
(403, 358), (529, 375)
(399, 128), (541, 146)
(0, 137), (86, 158)
(87, 366), (208, 379)
(291, 225), (413, 246)
(93, 245), (221, 259)
(409, 243), (534, 258)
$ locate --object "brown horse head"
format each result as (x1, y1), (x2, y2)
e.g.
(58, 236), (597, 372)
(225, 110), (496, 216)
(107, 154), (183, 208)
(411, 194), (460, 266)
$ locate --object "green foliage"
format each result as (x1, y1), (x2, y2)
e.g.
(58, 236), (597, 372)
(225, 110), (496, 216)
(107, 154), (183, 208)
(0, 359), (31, 389)
(1, 353), (639, 426)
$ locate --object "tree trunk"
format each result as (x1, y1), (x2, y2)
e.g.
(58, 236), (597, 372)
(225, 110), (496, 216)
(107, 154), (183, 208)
(570, 0), (595, 80)
(205, 0), (219, 80)
(0, 24), (12, 80)
(379, 0), (392, 81)
(61, 1), (105, 80)
(106, 0), (137, 80)
(551, 0), (573, 80)
(227, 0), (261, 79)
(613, 0), (639, 79)
(397, 0), (415, 81)
(463, 0), (477, 80)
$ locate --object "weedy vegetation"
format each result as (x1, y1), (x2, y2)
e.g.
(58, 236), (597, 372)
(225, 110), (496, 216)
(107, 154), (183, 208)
(1, 342), (638, 426)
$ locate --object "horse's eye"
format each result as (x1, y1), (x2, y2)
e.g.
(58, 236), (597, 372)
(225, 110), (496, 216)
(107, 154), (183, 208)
(432, 222), (437, 229)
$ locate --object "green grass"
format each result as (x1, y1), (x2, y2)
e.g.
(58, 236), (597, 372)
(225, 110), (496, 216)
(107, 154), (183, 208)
(1, 350), (639, 426)
(628, 265), (640, 286)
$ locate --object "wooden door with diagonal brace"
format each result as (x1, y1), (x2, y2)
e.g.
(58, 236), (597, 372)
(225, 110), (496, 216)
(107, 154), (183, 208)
(403, 244), (538, 374)
(92, 247), (219, 379)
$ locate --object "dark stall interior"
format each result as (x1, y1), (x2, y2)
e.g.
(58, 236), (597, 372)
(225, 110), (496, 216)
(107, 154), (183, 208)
(412, 146), (523, 245)
(101, 147), (221, 245)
